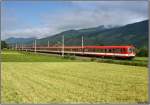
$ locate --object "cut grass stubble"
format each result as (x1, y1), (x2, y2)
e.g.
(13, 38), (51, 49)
(1, 50), (148, 103)
(2, 62), (148, 103)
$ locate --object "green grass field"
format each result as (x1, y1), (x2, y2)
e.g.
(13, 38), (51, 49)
(1, 50), (79, 62)
(1, 50), (148, 104)
(2, 50), (148, 66)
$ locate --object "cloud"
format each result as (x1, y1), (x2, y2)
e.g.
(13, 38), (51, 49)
(2, 26), (60, 39)
(2, 1), (148, 40)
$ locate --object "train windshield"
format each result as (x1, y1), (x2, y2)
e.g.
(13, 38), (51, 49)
(128, 47), (135, 53)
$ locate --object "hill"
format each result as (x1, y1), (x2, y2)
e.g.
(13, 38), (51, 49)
(36, 20), (148, 49)
(5, 37), (36, 45)
(5, 20), (148, 49)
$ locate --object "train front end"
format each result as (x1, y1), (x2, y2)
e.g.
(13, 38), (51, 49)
(126, 46), (136, 59)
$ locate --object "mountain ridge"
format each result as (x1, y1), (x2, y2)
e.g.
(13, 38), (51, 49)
(5, 20), (148, 49)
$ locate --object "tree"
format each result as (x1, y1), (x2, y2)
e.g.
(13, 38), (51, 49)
(1, 41), (8, 49)
(137, 47), (148, 57)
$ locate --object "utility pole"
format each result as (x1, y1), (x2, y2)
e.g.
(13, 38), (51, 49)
(11, 44), (13, 50)
(34, 40), (36, 53)
(33, 40), (34, 51)
(22, 43), (23, 51)
(82, 35), (84, 54)
(62, 35), (64, 56)
(25, 44), (27, 52)
(48, 40), (49, 47)
(33, 41), (34, 47)
(13, 44), (14, 50)
(19, 44), (20, 51)
(15, 43), (17, 50)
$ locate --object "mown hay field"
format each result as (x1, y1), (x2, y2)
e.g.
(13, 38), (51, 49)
(1, 50), (148, 104)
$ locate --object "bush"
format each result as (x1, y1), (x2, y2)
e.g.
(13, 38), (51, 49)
(63, 54), (76, 60)
(137, 47), (148, 57)
(90, 57), (96, 61)
(70, 56), (76, 60)
(97, 58), (147, 67)
(1, 41), (8, 49)
(63, 54), (70, 59)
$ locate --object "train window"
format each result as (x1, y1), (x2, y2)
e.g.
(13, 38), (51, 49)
(90, 49), (92, 52)
(89, 49), (93, 52)
(121, 48), (124, 52)
(106, 49), (108, 52)
(109, 49), (111, 52)
(112, 49), (114, 53)
(128, 48), (135, 53)
(123, 48), (126, 52)
(106, 49), (109, 53)
(95, 49), (98, 52)
(76, 48), (79, 52)
(84, 48), (88, 52)
(65, 49), (68, 51)
(107, 49), (109, 52)
(132, 48), (135, 53)
(112, 49), (115, 53)
(91, 49), (94, 52)
(113, 49), (116, 53)
(109, 49), (112, 53)
(107, 49), (110, 53)
(107, 49), (111, 53)
(99, 49), (101, 52)
(122, 48), (125, 52)
(78, 48), (80, 52)
(119, 49), (121, 52)
(80, 48), (82, 52)
(98, 49), (101, 52)
(100, 49), (103, 53)
(93, 49), (96, 52)
(86, 49), (89, 52)
(115, 48), (121, 53)
(95, 49), (97, 52)
(103, 49), (105, 52)
(128, 48), (132, 53)
(108, 49), (111, 53)
(93, 49), (95, 52)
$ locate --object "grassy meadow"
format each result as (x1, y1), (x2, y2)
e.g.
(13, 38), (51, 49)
(1, 50), (148, 104)
(1, 50), (78, 62)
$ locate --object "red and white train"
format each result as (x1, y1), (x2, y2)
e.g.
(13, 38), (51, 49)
(17, 45), (136, 59)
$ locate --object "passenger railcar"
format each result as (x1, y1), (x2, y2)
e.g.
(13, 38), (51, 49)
(18, 45), (136, 59)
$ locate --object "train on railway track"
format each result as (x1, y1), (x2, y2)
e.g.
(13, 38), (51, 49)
(16, 45), (136, 59)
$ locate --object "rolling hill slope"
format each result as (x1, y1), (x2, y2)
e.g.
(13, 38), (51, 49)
(5, 37), (36, 45)
(36, 20), (148, 49)
(5, 20), (148, 49)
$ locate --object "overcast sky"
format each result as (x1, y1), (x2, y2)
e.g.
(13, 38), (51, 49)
(1, 1), (148, 40)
